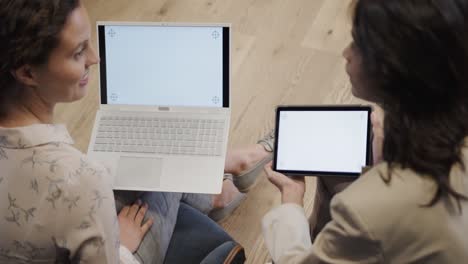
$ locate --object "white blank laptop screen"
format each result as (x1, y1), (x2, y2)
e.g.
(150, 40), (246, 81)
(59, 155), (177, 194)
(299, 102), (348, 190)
(98, 24), (229, 108)
(275, 108), (370, 175)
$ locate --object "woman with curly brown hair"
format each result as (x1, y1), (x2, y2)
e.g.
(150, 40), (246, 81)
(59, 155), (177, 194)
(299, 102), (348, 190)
(0, 1), (251, 263)
(0, 1), (152, 262)
(262, 0), (468, 263)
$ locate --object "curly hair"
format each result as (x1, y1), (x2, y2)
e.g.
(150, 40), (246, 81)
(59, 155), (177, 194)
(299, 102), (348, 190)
(0, 0), (80, 118)
(352, 0), (468, 209)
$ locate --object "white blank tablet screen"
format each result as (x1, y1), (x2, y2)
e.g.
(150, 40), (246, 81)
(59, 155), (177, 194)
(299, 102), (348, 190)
(276, 110), (369, 174)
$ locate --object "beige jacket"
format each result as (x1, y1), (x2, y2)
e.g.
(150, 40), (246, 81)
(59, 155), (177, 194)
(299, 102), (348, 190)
(262, 161), (468, 263)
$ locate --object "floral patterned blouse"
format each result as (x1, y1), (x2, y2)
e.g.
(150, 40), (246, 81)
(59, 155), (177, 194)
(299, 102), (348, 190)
(0, 124), (121, 263)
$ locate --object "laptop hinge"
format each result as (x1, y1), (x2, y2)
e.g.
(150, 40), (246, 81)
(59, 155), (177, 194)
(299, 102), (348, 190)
(99, 105), (230, 114)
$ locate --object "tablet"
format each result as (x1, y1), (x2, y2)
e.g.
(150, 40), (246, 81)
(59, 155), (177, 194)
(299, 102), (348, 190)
(273, 106), (372, 177)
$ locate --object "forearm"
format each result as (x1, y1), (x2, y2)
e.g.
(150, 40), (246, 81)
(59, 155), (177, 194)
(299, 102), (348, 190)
(262, 204), (312, 264)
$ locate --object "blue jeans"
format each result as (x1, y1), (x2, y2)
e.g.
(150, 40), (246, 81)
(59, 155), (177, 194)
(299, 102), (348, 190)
(164, 203), (245, 264)
(114, 191), (244, 264)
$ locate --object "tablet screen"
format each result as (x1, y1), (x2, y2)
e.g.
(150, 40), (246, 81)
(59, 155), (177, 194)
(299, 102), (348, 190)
(274, 106), (371, 176)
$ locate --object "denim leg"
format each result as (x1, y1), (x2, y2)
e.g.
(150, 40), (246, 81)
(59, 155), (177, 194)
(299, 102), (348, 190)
(181, 193), (213, 214)
(114, 190), (183, 264)
(164, 203), (234, 264)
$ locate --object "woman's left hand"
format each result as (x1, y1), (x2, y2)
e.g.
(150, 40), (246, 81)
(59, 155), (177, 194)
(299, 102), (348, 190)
(264, 162), (306, 206)
(118, 200), (154, 253)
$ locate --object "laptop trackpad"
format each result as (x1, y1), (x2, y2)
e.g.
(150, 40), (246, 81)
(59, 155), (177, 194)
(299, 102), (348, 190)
(115, 156), (162, 189)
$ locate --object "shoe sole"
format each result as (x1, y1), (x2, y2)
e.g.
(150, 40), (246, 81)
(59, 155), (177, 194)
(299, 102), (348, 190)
(233, 154), (273, 192)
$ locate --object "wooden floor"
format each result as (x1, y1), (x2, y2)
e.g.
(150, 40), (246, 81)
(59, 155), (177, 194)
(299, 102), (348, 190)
(57, 0), (364, 262)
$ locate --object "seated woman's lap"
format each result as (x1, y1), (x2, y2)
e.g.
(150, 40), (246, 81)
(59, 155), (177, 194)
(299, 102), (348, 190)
(181, 192), (213, 214)
(114, 190), (213, 263)
(164, 203), (240, 264)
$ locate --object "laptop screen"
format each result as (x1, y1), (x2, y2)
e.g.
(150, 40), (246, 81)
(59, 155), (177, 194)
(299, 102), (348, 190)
(98, 24), (229, 108)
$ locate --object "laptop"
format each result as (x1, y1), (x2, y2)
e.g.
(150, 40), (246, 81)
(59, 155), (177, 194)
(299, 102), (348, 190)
(273, 106), (372, 177)
(87, 22), (231, 194)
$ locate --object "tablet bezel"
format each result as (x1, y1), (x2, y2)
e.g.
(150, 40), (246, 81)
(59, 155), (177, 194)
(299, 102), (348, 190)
(272, 105), (373, 177)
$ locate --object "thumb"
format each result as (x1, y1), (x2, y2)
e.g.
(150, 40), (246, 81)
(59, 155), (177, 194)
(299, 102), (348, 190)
(264, 162), (288, 190)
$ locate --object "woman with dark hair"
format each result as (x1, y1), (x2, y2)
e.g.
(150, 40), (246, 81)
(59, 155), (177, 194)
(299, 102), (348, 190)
(262, 0), (468, 263)
(0, 1), (154, 262)
(0, 0), (268, 263)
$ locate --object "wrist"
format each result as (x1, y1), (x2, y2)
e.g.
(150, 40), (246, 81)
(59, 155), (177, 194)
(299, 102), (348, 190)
(120, 239), (137, 253)
(281, 187), (304, 206)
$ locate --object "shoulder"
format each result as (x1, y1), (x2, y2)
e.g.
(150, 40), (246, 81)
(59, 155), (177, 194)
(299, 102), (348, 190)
(338, 162), (433, 209)
(331, 162), (437, 240)
(26, 143), (113, 198)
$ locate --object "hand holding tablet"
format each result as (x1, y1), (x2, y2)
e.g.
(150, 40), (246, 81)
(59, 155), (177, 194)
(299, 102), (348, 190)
(273, 105), (372, 177)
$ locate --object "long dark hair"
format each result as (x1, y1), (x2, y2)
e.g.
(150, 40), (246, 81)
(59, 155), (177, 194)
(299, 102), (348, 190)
(353, 0), (468, 208)
(0, 0), (80, 119)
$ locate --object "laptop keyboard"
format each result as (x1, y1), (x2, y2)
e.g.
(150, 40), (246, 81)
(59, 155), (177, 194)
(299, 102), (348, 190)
(93, 115), (225, 156)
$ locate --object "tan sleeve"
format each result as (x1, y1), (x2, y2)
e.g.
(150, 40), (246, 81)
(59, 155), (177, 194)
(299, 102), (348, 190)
(262, 203), (313, 264)
(310, 195), (383, 263)
(262, 196), (384, 264)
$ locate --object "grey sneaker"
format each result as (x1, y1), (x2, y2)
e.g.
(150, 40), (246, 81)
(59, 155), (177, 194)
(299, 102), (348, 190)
(257, 130), (275, 152)
(233, 130), (275, 192)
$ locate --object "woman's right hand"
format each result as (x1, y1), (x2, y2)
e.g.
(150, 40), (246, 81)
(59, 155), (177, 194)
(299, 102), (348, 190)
(264, 162), (306, 206)
(118, 201), (154, 253)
